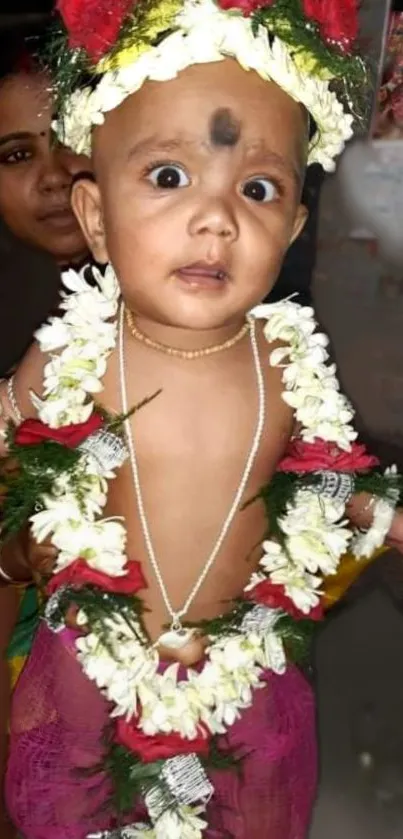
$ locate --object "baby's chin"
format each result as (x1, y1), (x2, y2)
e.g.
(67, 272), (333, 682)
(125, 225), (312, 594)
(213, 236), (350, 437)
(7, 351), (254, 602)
(158, 295), (252, 334)
(132, 303), (248, 335)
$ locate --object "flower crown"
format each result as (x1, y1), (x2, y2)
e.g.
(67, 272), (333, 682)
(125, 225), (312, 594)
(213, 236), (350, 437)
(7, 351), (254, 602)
(51, 0), (369, 170)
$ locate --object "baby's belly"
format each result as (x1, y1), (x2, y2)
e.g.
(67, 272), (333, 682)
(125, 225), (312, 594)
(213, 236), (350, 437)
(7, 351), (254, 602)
(106, 467), (268, 640)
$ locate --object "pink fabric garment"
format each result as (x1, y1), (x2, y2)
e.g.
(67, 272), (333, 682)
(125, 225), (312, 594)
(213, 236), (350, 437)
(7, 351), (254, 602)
(6, 622), (317, 839)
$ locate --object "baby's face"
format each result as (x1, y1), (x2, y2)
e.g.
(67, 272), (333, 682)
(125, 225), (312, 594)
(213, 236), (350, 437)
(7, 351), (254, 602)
(74, 59), (308, 329)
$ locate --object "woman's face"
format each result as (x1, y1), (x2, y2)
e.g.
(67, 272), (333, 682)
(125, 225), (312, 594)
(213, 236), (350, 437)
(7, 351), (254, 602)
(0, 70), (89, 265)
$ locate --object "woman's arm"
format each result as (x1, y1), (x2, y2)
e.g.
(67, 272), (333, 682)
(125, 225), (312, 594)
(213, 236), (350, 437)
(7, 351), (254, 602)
(0, 339), (46, 457)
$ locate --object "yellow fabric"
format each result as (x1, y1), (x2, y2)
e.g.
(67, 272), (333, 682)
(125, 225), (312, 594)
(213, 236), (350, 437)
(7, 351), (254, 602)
(323, 548), (386, 609)
(9, 654), (26, 690)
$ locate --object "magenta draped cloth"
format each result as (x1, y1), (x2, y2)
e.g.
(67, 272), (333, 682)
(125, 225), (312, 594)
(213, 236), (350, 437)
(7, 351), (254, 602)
(6, 623), (317, 839)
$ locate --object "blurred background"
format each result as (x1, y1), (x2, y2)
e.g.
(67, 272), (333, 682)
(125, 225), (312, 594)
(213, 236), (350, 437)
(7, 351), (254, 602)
(2, 1), (403, 836)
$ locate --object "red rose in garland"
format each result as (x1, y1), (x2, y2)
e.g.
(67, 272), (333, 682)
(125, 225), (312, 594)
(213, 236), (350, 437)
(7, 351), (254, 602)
(46, 558), (147, 596)
(247, 579), (324, 621)
(14, 412), (104, 449)
(303, 0), (358, 50)
(57, 0), (134, 62)
(277, 439), (379, 474)
(116, 718), (210, 762)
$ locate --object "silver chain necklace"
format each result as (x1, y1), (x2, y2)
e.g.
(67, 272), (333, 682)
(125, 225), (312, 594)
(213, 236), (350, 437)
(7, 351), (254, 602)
(119, 304), (266, 647)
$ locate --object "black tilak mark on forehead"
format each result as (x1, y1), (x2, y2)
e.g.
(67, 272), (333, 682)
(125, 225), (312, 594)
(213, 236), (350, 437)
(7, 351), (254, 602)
(209, 108), (241, 147)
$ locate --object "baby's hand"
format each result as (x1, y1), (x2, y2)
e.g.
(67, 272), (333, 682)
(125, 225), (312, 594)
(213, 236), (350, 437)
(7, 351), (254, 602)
(26, 529), (58, 578)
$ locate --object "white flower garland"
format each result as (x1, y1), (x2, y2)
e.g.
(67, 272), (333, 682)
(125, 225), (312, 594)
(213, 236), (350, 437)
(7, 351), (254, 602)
(30, 264), (395, 838)
(34, 264), (120, 427)
(75, 605), (285, 738)
(57, 0), (353, 170)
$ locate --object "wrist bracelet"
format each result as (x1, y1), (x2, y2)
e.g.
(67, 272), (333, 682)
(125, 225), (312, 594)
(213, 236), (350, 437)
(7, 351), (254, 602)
(7, 375), (23, 425)
(0, 558), (14, 583)
(0, 378), (6, 420)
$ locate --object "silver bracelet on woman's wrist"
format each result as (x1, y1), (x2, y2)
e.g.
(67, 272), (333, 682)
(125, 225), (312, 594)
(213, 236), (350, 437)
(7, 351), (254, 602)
(0, 556), (14, 583)
(7, 374), (23, 425)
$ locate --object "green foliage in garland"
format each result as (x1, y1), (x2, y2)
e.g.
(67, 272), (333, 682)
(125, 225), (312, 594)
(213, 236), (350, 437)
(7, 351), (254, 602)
(46, 585), (147, 651)
(106, 742), (165, 814)
(185, 599), (253, 637)
(275, 612), (315, 664)
(0, 431), (81, 541)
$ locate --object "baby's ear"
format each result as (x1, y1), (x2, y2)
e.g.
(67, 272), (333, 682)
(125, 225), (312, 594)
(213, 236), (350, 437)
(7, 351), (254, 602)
(290, 203), (308, 246)
(71, 175), (109, 263)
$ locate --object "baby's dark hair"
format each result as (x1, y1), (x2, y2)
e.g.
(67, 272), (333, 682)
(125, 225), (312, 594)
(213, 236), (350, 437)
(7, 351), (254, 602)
(0, 23), (49, 85)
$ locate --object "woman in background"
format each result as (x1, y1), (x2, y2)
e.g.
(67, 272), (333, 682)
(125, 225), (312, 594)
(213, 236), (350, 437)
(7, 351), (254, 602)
(0, 23), (90, 839)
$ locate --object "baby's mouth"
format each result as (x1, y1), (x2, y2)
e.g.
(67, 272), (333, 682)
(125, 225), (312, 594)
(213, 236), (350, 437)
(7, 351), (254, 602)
(174, 262), (229, 288)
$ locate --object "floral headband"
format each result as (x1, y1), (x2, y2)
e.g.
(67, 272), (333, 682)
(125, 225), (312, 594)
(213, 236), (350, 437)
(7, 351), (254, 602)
(50, 0), (369, 170)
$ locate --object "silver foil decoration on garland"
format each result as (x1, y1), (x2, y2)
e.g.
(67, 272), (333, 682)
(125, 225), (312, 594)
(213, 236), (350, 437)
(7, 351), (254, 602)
(240, 603), (279, 635)
(87, 754), (213, 838)
(240, 605), (286, 674)
(145, 753), (213, 822)
(44, 585), (69, 633)
(312, 470), (355, 505)
(79, 429), (128, 473)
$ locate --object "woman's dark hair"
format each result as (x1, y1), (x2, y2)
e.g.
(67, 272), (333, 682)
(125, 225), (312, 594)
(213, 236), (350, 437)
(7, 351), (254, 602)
(0, 23), (50, 85)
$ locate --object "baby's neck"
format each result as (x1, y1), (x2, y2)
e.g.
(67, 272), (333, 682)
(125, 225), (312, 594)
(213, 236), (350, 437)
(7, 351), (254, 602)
(131, 313), (248, 354)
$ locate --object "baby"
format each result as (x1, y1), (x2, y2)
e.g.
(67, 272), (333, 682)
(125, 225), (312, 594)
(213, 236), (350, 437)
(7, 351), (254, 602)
(1, 1), (402, 838)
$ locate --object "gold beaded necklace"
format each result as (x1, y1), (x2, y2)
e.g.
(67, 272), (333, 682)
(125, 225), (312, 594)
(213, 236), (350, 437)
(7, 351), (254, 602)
(125, 307), (250, 360)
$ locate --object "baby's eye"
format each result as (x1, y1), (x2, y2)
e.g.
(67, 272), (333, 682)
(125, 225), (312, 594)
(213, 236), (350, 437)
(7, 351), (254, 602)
(148, 164), (190, 189)
(242, 177), (278, 203)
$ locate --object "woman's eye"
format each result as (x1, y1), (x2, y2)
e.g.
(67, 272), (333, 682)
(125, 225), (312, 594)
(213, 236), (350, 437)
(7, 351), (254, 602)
(1, 149), (33, 165)
(148, 164), (190, 189)
(242, 177), (278, 203)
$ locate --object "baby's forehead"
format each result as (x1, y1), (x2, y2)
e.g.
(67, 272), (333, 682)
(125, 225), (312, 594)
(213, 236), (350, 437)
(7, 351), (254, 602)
(94, 64), (306, 176)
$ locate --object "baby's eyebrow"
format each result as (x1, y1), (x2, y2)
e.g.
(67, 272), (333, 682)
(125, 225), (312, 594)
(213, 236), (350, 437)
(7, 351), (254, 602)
(243, 142), (302, 188)
(127, 136), (194, 159)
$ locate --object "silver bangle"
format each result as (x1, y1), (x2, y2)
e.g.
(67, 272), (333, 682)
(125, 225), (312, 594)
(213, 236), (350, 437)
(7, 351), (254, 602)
(7, 375), (23, 425)
(0, 559), (14, 583)
(0, 377), (7, 421)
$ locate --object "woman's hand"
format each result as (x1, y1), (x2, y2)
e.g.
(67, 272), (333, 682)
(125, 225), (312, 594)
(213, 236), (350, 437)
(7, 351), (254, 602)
(0, 528), (58, 587)
(26, 530), (58, 579)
